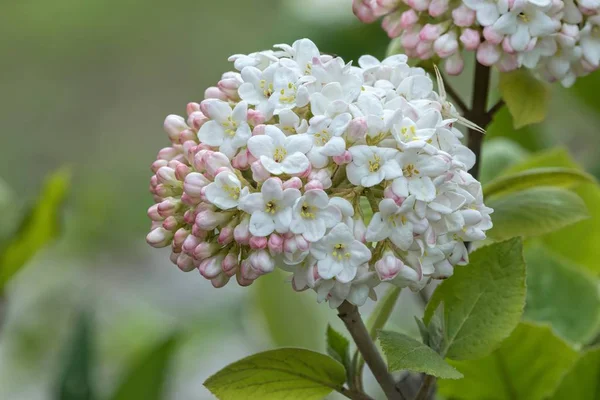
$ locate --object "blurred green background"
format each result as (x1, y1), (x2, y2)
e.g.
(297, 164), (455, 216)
(2, 0), (600, 399)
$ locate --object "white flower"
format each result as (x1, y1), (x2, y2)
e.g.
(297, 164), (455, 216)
(492, 0), (557, 52)
(204, 170), (243, 210)
(268, 65), (312, 114)
(581, 20), (600, 68)
(198, 100), (251, 158)
(310, 223), (371, 283)
(394, 149), (450, 202)
(238, 178), (301, 236)
(315, 265), (378, 308)
(463, 0), (509, 26)
(275, 38), (321, 76)
(238, 63), (278, 118)
(290, 189), (342, 241)
(347, 145), (402, 187)
(247, 125), (312, 175)
(310, 82), (352, 118)
(392, 109), (442, 149)
(366, 198), (416, 250)
(278, 109), (308, 135)
(306, 113), (352, 168)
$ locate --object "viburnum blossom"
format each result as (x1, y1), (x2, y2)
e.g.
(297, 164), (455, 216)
(353, 0), (600, 86)
(146, 38), (492, 308)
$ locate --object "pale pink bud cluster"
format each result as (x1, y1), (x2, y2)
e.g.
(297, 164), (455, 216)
(353, 0), (600, 86)
(146, 38), (492, 308)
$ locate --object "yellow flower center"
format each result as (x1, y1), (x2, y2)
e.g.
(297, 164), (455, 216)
(332, 243), (351, 261)
(273, 147), (287, 163)
(368, 154), (382, 172)
(300, 203), (316, 219)
(403, 164), (420, 177)
(265, 201), (277, 214)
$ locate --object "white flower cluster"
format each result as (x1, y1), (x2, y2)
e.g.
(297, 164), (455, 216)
(354, 0), (600, 86)
(146, 39), (492, 308)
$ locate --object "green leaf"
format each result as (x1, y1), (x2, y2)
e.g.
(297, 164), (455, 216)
(326, 325), (350, 368)
(204, 348), (346, 400)
(439, 323), (578, 400)
(252, 269), (328, 350)
(366, 286), (401, 339)
(0, 168), (70, 289)
(483, 167), (594, 198)
(524, 244), (600, 345)
(480, 138), (529, 184)
(499, 69), (550, 129)
(110, 335), (178, 400)
(54, 312), (95, 400)
(549, 348), (600, 400)
(486, 187), (589, 241)
(379, 331), (463, 379)
(424, 238), (526, 360)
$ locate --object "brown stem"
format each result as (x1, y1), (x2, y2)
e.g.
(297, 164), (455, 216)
(488, 99), (505, 118)
(337, 301), (405, 400)
(414, 375), (436, 400)
(466, 63), (492, 181)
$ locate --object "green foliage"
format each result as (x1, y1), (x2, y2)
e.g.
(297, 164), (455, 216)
(204, 348), (346, 400)
(439, 323), (578, 400)
(486, 108), (544, 151)
(252, 269), (328, 350)
(479, 139), (529, 184)
(326, 325), (350, 369)
(486, 187), (589, 241)
(366, 286), (402, 339)
(54, 312), (95, 400)
(549, 348), (600, 400)
(524, 245), (600, 345)
(415, 303), (446, 353)
(378, 331), (463, 379)
(0, 168), (70, 290)
(110, 335), (178, 400)
(483, 167), (594, 198)
(501, 148), (600, 273)
(499, 69), (550, 129)
(424, 238), (526, 360)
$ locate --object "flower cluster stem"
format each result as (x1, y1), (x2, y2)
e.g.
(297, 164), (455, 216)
(465, 63), (492, 181)
(337, 301), (405, 400)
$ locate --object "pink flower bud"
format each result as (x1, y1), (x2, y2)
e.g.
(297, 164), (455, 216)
(186, 102), (200, 115)
(204, 152), (232, 178)
(156, 166), (179, 186)
(157, 147), (181, 161)
(218, 226), (235, 246)
(231, 149), (251, 170)
(170, 251), (180, 265)
(249, 250), (275, 275)
(157, 198), (181, 218)
(429, 0), (449, 17)
(502, 37), (515, 54)
(400, 10), (419, 29)
(196, 209), (230, 231)
(193, 242), (219, 261)
(151, 160), (168, 173)
(204, 86), (228, 101)
(146, 227), (174, 248)
(476, 41), (501, 66)
(175, 164), (190, 181)
(249, 235), (268, 249)
(210, 274), (229, 288)
(460, 29), (481, 50)
(382, 12), (403, 38)
(187, 111), (209, 131)
(198, 256), (223, 279)
(162, 216), (182, 231)
(172, 228), (189, 252)
(305, 180), (324, 191)
(283, 177), (303, 190)
(445, 52), (465, 75)
(268, 233), (284, 254)
(164, 115), (188, 143)
(452, 5), (476, 27)
(183, 172), (210, 198)
(483, 27), (503, 45)
(416, 41), (435, 59)
(240, 259), (260, 281)
(353, 218), (367, 242)
(218, 77), (241, 98)
(251, 160), (271, 182)
(434, 31), (458, 57)
(333, 150), (352, 165)
(221, 252), (239, 277)
(182, 234), (202, 255)
(252, 124), (266, 136)
(247, 109), (265, 125)
(347, 117), (368, 143)
(407, 0), (431, 11)
(433, 259), (453, 279)
(401, 26), (422, 49)
(420, 23), (444, 41)
(147, 204), (164, 221)
(177, 253), (195, 272)
(375, 252), (404, 281)
(234, 216), (251, 245)
(353, 0), (379, 23)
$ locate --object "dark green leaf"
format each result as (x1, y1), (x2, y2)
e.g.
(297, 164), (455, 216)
(439, 323), (578, 400)
(326, 324), (350, 368)
(379, 331), (462, 379)
(204, 348), (346, 400)
(0, 168), (70, 289)
(486, 187), (589, 241)
(110, 335), (178, 400)
(54, 312), (95, 400)
(424, 238), (526, 360)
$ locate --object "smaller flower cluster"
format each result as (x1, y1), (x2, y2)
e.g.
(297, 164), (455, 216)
(353, 0), (600, 86)
(146, 39), (492, 308)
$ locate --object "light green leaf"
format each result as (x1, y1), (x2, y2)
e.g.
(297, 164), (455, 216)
(424, 238), (526, 360)
(499, 69), (550, 129)
(524, 244), (600, 345)
(110, 335), (178, 400)
(54, 312), (95, 400)
(480, 138), (529, 184)
(326, 325), (350, 368)
(0, 168), (70, 289)
(379, 331), (463, 379)
(549, 348), (600, 400)
(439, 323), (578, 400)
(252, 269), (328, 350)
(486, 187), (589, 241)
(204, 348), (346, 400)
(483, 167), (594, 198)
(501, 148), (600, 274)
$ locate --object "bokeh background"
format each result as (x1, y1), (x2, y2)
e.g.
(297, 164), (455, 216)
(2, 0), (600, 399)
